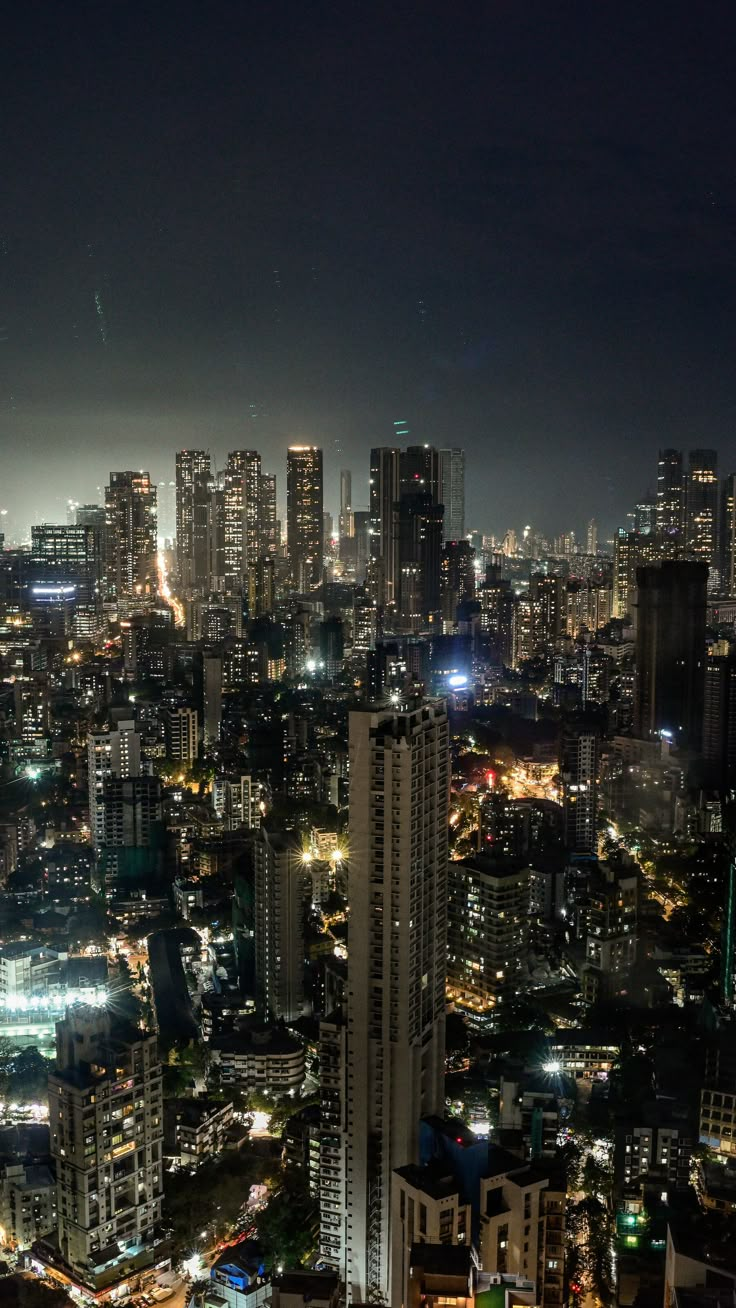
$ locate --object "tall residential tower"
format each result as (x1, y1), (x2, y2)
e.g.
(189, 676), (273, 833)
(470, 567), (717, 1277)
(286, 446), (324, 590)
(343, 698), (449, 1302)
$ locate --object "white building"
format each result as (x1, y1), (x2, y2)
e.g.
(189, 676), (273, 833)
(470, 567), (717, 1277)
(210, 1026), (305, 1096)
(0, 1162), (57, 1247)
(213, 773), (261, 831)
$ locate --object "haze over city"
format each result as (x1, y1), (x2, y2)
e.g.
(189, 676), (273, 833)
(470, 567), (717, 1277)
(4, 2), (736, 535)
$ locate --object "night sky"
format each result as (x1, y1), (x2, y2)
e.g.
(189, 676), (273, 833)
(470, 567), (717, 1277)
(3, 1), (736, 539)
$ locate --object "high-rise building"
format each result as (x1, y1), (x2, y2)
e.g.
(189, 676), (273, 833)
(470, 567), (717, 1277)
(155, 479), (176, 543)
(13, 678), (50, 745)
(400, 445), (440, 503)
(287, 446), (323, 590)
(633, 495), (656, 535)
(48, 1004), (163, 1294)
(396, 492), (443, 631)
(440, 540), (476, 625)
(703, 654), (736, 789)
(447, 856), (530, 1019)
(612, 529), (659, 618)
(163, 705), (198, 763)
(342, 699), (449, 1302)
(369, 447), (400, 608)
(253, 828), (308, 1022)
(29, 524), (103, 638)
(685, 448), (718, 566)
(319, 616), (345, 678)
(224, 450), (261, 588)
(586, 518), (598, 555)
(207, 475), (226, 589)
(391, 1145), (566, 1308)
(582, 862), (638, 998)
(100, 776), (163, 849)
(439, 448), (465, 542)
(479, 573), (515, 666)
(213, 773), (261, 831)
(104, 472), (157, 611)
(203, 654), (223, 747)
(76, 504), (106, 530)
(560, 721), (598, 855)
(259, 473), (279, 555)
(175, 450), (211, 590)
(87, 720), (141, 850)
(656, 448), (684, 543)
(339, 469), (353, 540)
(565, 581), (612, 638)
(530, 574), (563, 649)
(317, 1015), (348, 1267)
(633, 560), (707, 750)
(122, 610), (173, 681)
(721, 473), (736, 596)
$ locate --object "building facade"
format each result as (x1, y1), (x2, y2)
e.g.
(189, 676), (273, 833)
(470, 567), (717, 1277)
(342, 699), (450, 1302)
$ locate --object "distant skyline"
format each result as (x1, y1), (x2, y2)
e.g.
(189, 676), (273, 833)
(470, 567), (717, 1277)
(3, 3), (736, 537)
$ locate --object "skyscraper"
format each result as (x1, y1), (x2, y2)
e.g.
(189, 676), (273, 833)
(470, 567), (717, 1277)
(656, 448), (684, 543)
(48, 1004), (163, 1294)
(440, 539), (476, 624)
(439, 448), (465, 541)
(104, 472), (157, 611)
(286, 446), (323, 590)
(396, 492), (443, 631)
(447, 856), (529, 1017)
(30, 524), (103, 638)
(612, 529), (659, 618)
(175, 449), (211, 590)
(100, 776), (163, 849)
(258, 472), (279, 554)
(560, 720), (599, 855)
(530, 573), (564, 649)
(343, 698), (449, 1302)
(721, 473), (736, 596)
(633, 560), (707, 749)
(87, 719), (142, 850)
(224, 450), (261, 589)
(339, 468), (353, 540)
(253, 828), (308, 1022)
(369, 447), (400, 607)
(399, 445), (441, 503)
(685, 448), (718, 566)
(703, 653), (736, 789)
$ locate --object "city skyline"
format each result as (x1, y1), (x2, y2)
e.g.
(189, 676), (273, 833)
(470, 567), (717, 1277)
(4, 7), (736, 1307)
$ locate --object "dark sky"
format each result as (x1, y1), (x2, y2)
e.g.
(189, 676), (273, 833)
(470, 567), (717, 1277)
(3, 1), (736, 540)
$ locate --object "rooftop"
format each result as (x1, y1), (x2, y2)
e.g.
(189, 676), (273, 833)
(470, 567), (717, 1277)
(213, 1025), (303, 1056)
(409, 1242), (474, 1277)
(394, 1160), (463, 1202)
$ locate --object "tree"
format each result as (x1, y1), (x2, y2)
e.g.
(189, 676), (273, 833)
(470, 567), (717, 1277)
(6, 1047), (51, 1106)
(255, 1174), (319, 1270)
(162, 1150), (262, 1256)
(4, 1275), (74, 1308)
